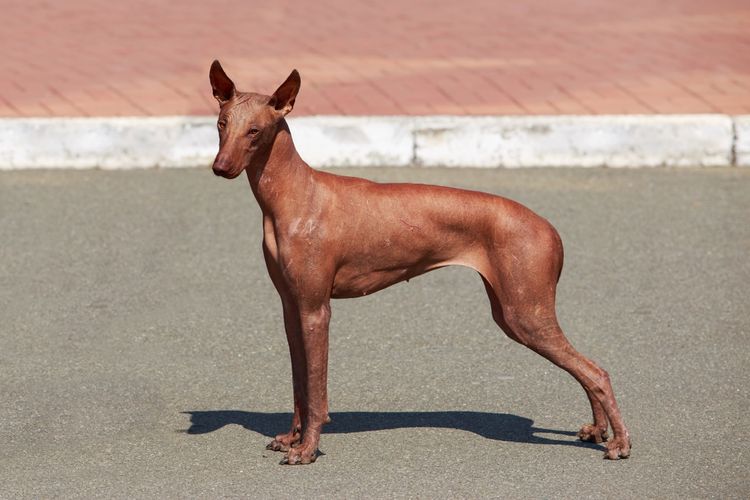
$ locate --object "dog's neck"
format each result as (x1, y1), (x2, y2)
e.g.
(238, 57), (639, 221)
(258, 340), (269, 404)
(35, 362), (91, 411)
(246, 120), (313, 215)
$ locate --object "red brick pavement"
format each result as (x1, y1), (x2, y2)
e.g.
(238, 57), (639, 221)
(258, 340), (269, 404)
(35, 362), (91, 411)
(1, 0), (749, 117)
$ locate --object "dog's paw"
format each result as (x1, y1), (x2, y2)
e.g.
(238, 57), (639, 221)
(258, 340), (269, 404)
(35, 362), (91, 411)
(603, 435), (631, 460)
(577, 423), (609, 444)
(280, 445), (319, 465)
(266, 439), (290, 452)
(266, 431), (301, 452)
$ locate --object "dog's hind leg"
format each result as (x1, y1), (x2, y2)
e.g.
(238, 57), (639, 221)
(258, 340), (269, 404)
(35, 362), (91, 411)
(478, 233), (630, 459)
(482, 274), (606, 442)
(512, 317), (630, 459)
(578, 390), (610, 443)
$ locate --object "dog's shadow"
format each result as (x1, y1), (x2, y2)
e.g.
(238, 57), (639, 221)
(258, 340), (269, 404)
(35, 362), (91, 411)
(182, 410), (604, 450)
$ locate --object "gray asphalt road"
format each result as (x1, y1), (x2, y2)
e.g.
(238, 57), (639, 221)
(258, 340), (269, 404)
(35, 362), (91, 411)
(1, 167), (748, 499)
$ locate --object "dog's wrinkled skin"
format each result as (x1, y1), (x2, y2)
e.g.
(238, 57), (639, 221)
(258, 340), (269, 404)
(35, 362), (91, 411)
(208, 60), (631, 465)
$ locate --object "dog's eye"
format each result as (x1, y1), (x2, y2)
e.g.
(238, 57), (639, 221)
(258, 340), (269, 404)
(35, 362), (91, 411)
(249, 128), (260, 136)
(217, 121), (226, 130)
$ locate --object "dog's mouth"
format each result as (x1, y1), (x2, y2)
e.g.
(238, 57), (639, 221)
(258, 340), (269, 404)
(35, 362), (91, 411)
(212, 167), (243, 179)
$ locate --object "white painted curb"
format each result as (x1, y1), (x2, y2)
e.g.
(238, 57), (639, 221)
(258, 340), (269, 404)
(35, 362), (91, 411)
(290, 116), (415, 167)
(412, 115), (733, 168)
(0, 115), (746, 169)
(735, 115), (750, 167)
(0, 117), (216, 170)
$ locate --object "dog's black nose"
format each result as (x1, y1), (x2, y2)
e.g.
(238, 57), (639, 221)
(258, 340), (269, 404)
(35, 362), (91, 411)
(212, 159), (231, 176)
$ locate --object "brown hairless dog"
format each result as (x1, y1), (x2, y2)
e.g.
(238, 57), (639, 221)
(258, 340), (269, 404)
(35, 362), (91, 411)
(208, 60), (630, 465)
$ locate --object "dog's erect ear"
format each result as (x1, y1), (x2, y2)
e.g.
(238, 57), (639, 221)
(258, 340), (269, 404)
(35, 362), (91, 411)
(269, 69), (301, 116)
(209, 60), (236, 105)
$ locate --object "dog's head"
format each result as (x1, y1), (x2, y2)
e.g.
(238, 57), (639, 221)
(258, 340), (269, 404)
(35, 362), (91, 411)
(209, 61), (300, 179)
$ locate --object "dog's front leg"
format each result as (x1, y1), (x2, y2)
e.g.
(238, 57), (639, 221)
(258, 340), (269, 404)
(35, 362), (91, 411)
(266, 299), (305, 452)
(281, 301), (331, 465)
(263, 245), (305, 452)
